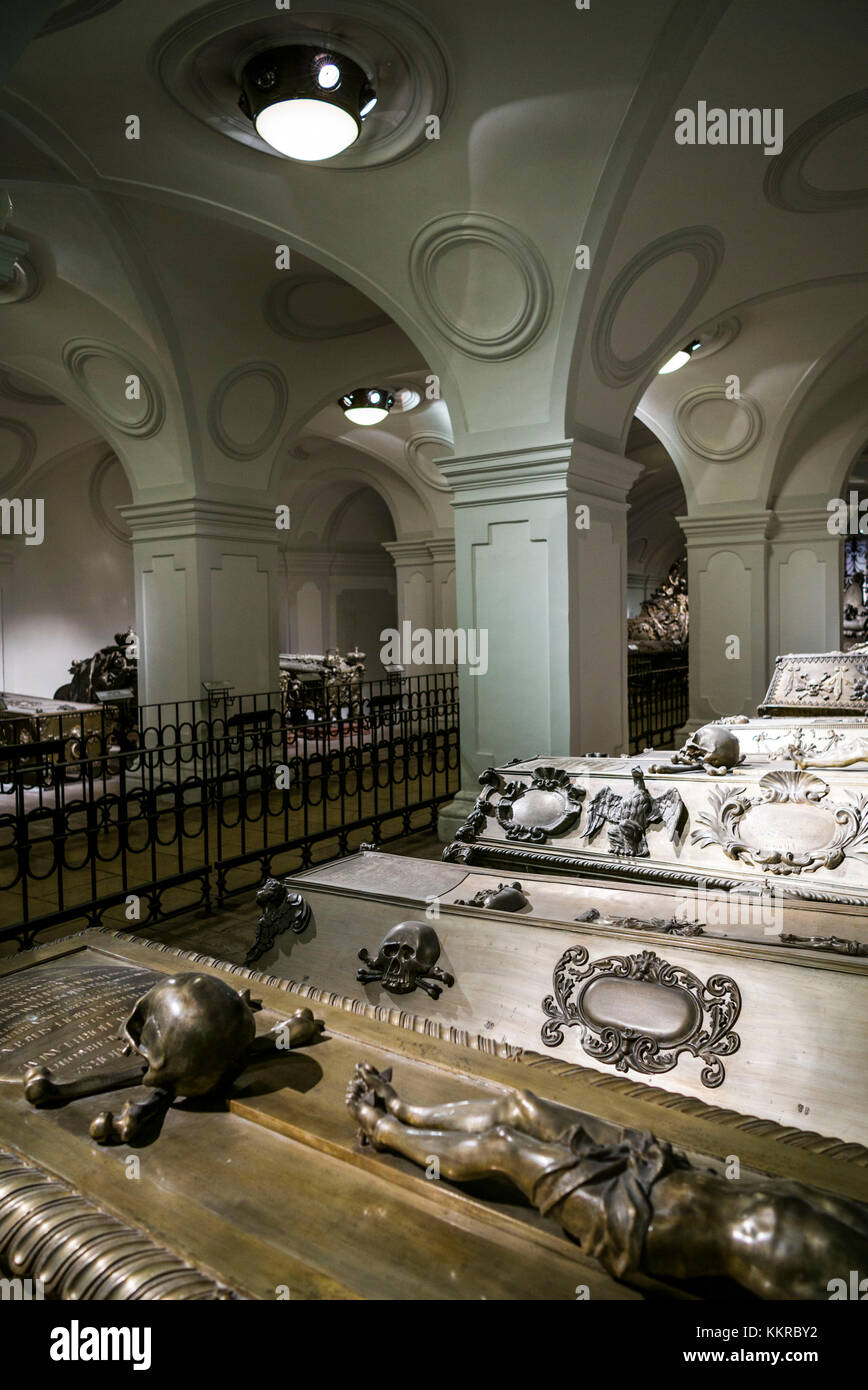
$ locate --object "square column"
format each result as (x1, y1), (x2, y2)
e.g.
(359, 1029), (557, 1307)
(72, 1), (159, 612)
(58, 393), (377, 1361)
(437, 440), (640, 839)
(678, 512), (774, 726)
(425, 537), (457, 632)
(381, 540), (437, 673)
(121, 499), (281, 706)
(769, 508), (842, 656)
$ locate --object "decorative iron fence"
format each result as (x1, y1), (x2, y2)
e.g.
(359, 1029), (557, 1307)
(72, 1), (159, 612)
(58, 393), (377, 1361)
(628, 663), (689, 753)
(1, 672), (455, 777)
(0, 673), (459, 951)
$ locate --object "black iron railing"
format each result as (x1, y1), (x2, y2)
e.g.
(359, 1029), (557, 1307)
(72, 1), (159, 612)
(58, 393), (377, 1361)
(628, 663), (689, 753)
(1, 672), (455, 778)
(0, 674), (459, 951)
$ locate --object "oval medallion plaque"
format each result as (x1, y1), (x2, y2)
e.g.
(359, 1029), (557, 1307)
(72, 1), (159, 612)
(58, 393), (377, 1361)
(542, 945), (741, 1088)
(691, 769), (868, 875)
(580, 976), (701, 1046)
(511, 789), (567, 831)
(495, 766), (585, 842)
(738, 803), (839, 856)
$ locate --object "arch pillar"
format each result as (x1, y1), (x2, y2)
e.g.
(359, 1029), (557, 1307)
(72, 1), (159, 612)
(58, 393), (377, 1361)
(122, 499), (280, 708)
(437, 438), (640, 841)
(678, 508), (844, 733)
(381, 537), (457, 675)
(769, 508), (842, 659)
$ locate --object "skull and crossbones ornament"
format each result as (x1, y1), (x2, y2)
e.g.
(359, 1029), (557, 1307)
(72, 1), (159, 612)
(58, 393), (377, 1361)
(23, 972), (324, 1144)
(649, 725), (744, 776)
(357, 922), (454, 999)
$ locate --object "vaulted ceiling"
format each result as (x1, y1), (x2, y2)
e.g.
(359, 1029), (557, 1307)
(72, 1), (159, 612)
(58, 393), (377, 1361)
(1, 0), (866, 527)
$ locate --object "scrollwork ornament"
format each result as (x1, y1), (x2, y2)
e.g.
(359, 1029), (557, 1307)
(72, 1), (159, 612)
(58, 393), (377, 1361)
(494, 765), (585, 842)
(691, 770), (868, 875)
(453, 766), (502, 843)
(541, 947), (741, 1088)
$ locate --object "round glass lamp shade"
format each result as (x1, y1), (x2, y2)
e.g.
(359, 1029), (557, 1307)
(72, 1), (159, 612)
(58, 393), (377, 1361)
(339, 388), (394, 426)
(239, 46), (376, 162)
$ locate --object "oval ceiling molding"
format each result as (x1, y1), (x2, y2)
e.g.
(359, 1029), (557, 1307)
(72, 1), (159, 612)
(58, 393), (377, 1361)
(0, 256), (40, 305)
(404, 432), (453, 492)
(62, 339), (165, 437)
(265, 273), (390, 340)
(207, 362), (287, 461)
(765, 89), (868, 213)
(153, 0), (450, 170)
(0, 419), (36, 492)
(0, 369), (59, 406)
(89, 452), (131, 546)
(410, 213), (552, 360)
(37, 0), (124, 36)
(674, 387), (763, 462)
(591, 226), (725, 388)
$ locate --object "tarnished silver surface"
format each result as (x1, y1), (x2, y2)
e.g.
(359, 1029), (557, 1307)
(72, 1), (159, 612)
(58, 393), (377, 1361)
(0, 958), (159, 1083)
(294, 851), (470, 898)
(0, 1151), (238, 1299)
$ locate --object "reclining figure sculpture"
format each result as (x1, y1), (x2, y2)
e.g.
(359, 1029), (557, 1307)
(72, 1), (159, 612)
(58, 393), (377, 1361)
(347, 1062), (868, 1300)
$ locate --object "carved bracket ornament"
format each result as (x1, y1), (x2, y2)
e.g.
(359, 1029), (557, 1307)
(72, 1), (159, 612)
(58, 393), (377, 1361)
(691, 769), (868, 876)
(246, 880), (312, 964)
(541, 946), (741, 1088)
(454, 764), (585, 846)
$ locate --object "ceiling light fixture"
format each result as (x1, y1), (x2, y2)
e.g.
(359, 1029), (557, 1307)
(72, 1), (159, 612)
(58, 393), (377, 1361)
(239, 45), (377, 162)
(391, 387), (422, 412)
(658, 338), (702, 375)
(339, 388), (394, 426)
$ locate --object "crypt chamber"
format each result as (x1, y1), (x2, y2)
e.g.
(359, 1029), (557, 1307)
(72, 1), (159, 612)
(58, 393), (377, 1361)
(0, 0), (867, 1318)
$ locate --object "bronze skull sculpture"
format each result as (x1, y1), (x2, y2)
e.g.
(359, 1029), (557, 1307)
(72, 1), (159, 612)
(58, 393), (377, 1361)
(24, 972), (323, 1144)
(649, 725), (744, 776)
(357, 921), (454, 999)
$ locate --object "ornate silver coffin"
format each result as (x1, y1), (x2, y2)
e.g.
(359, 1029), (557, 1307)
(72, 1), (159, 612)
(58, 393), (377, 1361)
(248, 848), (868, 1147)
(443, 745), (868, 908)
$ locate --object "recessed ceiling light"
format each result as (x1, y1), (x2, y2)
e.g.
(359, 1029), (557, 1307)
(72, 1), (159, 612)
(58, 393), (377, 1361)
(658, 339), (702, 375)
(391, 387), (422, 412)
(339, 387), (395, 426)
(239, 45), (377, 162)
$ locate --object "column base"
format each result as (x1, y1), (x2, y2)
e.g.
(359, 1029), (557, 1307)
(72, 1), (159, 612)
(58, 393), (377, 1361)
(437, 787), (477, 844)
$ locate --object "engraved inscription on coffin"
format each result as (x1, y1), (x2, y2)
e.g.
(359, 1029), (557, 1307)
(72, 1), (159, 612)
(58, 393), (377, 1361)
(0, 957), (159, 1082)
(738, 803), (839, 856)
(580, 977), (701, 1046)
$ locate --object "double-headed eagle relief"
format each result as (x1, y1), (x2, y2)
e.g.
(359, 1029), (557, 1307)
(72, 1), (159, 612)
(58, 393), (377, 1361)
(583, 767), (686, 857)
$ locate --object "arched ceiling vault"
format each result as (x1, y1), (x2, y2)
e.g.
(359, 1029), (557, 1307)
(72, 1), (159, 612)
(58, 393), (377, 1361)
(637, 282), (868, 514)
(0, 0), (866, 503)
